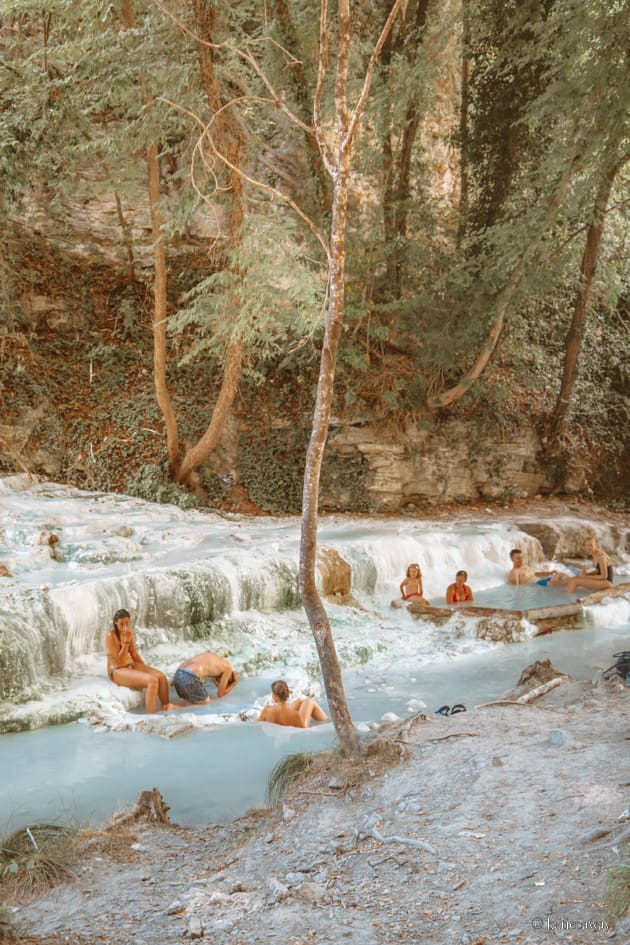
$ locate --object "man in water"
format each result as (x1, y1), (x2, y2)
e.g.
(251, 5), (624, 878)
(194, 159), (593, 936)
(507, 549), (567, 586)
(257, 680), (328, 728)
(172, 652), (238, 705)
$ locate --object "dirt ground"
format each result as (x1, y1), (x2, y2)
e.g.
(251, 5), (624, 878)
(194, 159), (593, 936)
(11, 665), (630, 945)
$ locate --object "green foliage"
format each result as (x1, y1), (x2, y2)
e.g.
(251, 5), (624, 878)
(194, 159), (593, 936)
(126, 464), (202, 510)
(266, 752), (314, 807)
(240, 424), (309, 513)
(169, 212), (325, 371)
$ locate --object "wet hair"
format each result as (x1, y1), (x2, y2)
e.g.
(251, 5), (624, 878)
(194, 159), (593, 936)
(112, 608), (131, 639)
(456, 570), (468, 580)
(271, 680), (290, 702)
(406, 563), (421, 577)
(509, 549), (522, 560)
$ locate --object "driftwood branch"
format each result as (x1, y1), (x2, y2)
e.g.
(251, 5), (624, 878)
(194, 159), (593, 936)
(516, 677), (563, 703)
(369, 825), (439, 857)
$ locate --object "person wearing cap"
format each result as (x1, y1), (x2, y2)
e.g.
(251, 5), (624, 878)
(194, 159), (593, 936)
(105, 609), (174, 713)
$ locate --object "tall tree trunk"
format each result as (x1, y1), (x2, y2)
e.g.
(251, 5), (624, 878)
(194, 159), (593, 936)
(174, 0), (245, 485)
(549, 159), (624, 441)
(300, 0), (405, 756)
(457, 0), (470, 244)
(300, 160), (358, 756)
(382, 0), (430, 292)
(121, 0), (180, 472)
(271, 0), (331, 214)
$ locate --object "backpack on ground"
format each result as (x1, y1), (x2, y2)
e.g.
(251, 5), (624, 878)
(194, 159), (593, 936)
(602, 651), (630, 680)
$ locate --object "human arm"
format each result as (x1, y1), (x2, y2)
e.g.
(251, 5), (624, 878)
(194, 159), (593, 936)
(446, 585), (455, 604)
(216, 669), (238, 698)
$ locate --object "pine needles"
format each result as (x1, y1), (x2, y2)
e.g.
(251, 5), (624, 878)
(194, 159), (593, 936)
(266, 753), (314, 808)
(0, 823), (78, 899)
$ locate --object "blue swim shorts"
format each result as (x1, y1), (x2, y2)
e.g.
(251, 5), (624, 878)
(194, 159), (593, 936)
(173, 667), (208, 703)
(536, 576), (552, 586)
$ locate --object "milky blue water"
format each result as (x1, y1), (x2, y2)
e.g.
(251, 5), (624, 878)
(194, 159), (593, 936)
(0, 476), (628, 830)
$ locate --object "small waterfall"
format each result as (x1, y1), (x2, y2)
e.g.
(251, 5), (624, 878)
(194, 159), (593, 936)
(1, 476), (628, 726)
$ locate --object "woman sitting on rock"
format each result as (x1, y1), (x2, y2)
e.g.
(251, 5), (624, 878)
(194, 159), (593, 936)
(564, 536), (614, 595)
(105, 609), (174, 713)
(446, 570), (474, 604)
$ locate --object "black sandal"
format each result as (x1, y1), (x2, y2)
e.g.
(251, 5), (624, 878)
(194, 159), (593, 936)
(435, 705), (451, 716)
(449, 704), (467, 714)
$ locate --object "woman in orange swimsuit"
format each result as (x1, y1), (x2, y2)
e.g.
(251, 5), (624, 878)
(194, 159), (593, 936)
(446, 570), (474, 604)
(105, 609), (173, 713)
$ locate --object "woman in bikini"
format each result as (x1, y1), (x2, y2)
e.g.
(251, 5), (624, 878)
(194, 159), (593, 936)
(564, 536), (614, 594)
(446, 570), (474, 604)
(400, 563), (430, 605)
(105, 609), (173, 713)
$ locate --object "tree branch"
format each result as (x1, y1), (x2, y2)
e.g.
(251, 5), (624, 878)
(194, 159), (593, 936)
(156, 95), (329, 256)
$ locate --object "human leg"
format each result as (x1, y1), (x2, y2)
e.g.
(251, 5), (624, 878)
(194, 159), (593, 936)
(142, 665), (173, 710)
(293, 697), (328, 725)
(111, 667), (160, 713)
(565, 575), (612, 594)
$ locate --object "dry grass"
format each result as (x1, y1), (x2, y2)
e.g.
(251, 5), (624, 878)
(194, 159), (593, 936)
(0, 901), (21, 942)
(606, 859), (630, 918)
(266, 753), (315, 807)
(0, 824), (78, 900)
(78, 825), (140, 863)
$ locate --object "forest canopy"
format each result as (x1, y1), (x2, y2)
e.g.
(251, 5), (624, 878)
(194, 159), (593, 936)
(0, 0), (628, 505)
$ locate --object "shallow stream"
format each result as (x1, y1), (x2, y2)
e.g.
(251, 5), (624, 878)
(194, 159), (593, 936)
(1, 476), (628, 829)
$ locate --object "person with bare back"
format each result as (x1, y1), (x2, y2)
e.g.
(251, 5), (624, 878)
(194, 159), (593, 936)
(257, 680), (328, 728)
(172, 652), (239, 706)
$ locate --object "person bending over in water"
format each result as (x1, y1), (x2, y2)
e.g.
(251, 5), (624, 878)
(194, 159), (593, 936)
(257, 680), (328, 728)
(172, 652), (238, 706)
(564, 536), (614, 594)
(446, 570), (474, 604)
(400, 563), (430, 605)
(105, 609), (174, 713)
(507, 549), (569, 586)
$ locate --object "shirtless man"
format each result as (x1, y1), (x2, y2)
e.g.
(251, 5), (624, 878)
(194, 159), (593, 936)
(257, 680), (328, 729)
(507, 549), (568, 586)
(172, 652), (238, 705)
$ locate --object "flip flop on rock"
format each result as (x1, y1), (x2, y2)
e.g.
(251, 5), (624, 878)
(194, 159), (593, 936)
(449, 703), (467, 714)
(435, 705), (451, 716)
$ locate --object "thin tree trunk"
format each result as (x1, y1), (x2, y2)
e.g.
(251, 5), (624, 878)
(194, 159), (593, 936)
(300, 0), (405, 756)
(457, 0), (470, 244)
(121, 0), (180, 472)
(550, 159), (623, 440)
(174, 0), (246, 485)
(427, 140), (583, 410)
(114, 192), (136, 284)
